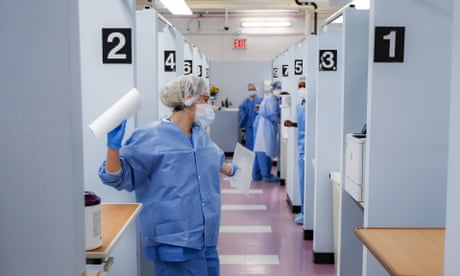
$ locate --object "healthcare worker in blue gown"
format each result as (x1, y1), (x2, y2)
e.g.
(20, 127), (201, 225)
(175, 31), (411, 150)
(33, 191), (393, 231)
(252, 81), (281, 182)
(284, 80), (307, 224)
(238, 83), (262, 150)
(98, 75), (238, 276)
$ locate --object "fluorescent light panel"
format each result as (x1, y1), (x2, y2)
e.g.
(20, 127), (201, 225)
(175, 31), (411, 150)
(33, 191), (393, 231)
(241, 20), (291, 28)
(159, 0), (192, 15)
(239, 28), (293, 35)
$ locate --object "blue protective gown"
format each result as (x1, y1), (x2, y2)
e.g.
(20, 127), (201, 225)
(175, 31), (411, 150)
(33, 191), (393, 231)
(252, 94), (280, 179)
(238, 95), (262, 150)
(253, 94), (280, 158)
(98, 119), (225, 276)
(296, 102), (306, 215)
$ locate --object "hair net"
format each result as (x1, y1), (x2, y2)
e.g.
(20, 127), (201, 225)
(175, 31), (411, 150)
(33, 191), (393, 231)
(248, 83), (257, 91)
(271, 81), (282, 90)
(160, 75), (209, 108)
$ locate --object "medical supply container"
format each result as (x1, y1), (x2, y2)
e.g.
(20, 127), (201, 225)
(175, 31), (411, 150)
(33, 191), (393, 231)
(84, 191), (102, 250)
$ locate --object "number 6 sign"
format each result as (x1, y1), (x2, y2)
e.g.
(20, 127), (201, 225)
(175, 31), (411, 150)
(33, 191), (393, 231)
(102, 28), (132, 64)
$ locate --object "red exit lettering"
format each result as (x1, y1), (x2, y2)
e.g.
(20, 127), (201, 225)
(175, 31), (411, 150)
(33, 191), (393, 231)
(233, 38), (247, 49)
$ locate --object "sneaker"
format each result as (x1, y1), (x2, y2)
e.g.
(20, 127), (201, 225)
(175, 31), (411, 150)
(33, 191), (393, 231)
(295, 214), (304, 225)
(262, 175), (280, 183)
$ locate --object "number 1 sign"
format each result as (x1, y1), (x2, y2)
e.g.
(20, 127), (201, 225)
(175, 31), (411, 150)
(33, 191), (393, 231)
(374, 26), (405, 63)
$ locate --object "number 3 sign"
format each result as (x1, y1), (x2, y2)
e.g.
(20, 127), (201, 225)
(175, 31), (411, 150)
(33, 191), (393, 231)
(102, 28), (132, 64)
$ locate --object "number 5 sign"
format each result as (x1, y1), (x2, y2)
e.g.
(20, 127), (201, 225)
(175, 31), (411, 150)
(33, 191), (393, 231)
(374, 26), (405, 62)
(102, 28), (132, 64)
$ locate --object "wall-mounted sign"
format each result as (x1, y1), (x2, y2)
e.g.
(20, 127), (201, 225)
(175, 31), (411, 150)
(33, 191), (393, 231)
(197, 65), (203, 77)
(272, 67), (279, 78)
(374, 26), (405, 62)
(164, 50), (176, 72)
(294, 59), (304, 75)
(233, 38), (247, 49)
(102, 28), (132, 64)
(319, 49), (337, 71)
(184, 60), (193, 75)
(282, 65), (289, 77)
(205, 68), (209, 78)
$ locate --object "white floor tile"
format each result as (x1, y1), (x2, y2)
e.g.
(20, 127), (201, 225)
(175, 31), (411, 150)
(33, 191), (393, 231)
(220, 255), (280, 265)
(221, 189), (263, 194)
(220, 225), (272, 233)
(222, 204), (267, 210)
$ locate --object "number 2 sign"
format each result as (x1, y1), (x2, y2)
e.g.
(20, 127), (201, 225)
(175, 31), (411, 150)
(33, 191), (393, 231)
(102, 28), (132, 64)
(374, 26), (405, 62)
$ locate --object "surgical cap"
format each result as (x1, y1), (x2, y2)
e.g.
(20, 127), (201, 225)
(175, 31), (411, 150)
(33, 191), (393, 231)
(160, 75), (209, 108)
(271, 81), (282, 90)
(248, 83), (257, 91)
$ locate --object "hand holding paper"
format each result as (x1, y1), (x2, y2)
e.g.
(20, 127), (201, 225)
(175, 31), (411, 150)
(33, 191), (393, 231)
(89, 88), (141, 138)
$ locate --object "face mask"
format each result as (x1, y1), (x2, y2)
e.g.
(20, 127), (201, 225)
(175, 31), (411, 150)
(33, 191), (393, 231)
(194, 104), (215, 128)
(248, 90), (257, 97)
(298, 88), (307, 101)
(273, 89), (281, 97)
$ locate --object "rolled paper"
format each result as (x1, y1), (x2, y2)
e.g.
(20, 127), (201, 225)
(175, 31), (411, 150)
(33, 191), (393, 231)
(89, 88), (141, 138)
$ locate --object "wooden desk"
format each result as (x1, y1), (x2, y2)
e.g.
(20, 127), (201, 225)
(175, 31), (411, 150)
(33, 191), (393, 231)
(86, 203), (142, 264)
(355, 227), (445, 276)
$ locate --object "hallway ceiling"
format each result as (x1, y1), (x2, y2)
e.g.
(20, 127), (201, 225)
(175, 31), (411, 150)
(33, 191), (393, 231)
(137, 0), (352, 24)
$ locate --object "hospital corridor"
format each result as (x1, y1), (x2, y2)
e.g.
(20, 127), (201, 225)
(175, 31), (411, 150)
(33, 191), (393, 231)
(3, 0), (460, 276)
(218, 172), (336, 276)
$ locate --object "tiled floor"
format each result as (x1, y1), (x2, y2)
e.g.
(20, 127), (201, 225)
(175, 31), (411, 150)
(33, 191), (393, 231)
(218, 176), (336, 276)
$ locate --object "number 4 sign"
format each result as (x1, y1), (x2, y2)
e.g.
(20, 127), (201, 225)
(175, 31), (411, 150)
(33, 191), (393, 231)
(374, 26), (405, 62)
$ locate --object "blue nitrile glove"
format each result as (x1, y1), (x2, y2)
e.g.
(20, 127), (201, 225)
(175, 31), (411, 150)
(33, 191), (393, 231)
(229, 162), (238, 177)
(107, 119), (127, 149)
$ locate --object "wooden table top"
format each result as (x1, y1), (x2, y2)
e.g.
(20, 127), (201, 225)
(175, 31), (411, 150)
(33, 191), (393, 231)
(355, 227), (445, 276)
(86, 203), (142, 260)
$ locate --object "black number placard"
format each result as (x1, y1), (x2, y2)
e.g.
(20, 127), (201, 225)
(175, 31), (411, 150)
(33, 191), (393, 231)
(164, 50), (176, 72)
(184, 60), (193, 75)
(272, 67), (279, 79)
(374, 26), (405, 62)
(102, 28), (132, 64)
(282, 65), (289, 77)
(319, 50), (337, 71)
(294, 59), (304, 75)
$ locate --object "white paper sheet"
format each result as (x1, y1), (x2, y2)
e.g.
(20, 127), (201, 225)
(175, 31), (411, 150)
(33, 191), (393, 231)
(226, 143), (255, 195)
(88, 88), (141, 138)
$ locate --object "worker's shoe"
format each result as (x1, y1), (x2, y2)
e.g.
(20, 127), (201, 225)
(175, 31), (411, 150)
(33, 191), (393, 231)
(263, 175), (280, 183)
(295, 213), (304, 225)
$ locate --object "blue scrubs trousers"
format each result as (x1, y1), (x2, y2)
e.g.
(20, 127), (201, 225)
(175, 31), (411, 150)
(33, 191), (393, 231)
(252, 151), (272, 180)
(152, 246), (220, 276)
(298, 156), (305, 215)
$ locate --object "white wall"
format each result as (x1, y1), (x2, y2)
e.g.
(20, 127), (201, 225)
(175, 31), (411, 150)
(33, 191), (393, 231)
(209, 61), (272, 108)
(190, 34), (306, 61)
(364, 0), (453, 275)
(444, 0), (460, 274)
(0, 1), (85, 275)
(79, 0), (139, 275)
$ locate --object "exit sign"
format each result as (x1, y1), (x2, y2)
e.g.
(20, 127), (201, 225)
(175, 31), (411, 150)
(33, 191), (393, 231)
(233, 38), (247, 49)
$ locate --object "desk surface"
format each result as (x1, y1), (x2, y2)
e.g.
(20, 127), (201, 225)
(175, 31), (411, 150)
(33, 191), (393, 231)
(86, 203), (142, 260)
(355, 227), (445, 276)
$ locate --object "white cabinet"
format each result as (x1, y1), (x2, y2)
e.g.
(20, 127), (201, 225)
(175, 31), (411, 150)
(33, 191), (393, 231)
(345, 133), (367, 202)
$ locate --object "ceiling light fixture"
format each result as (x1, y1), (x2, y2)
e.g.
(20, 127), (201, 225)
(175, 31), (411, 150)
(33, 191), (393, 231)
(241, 21), (292, 28)
(158, 0), (192, 15)
(239, 28), (298, 35)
